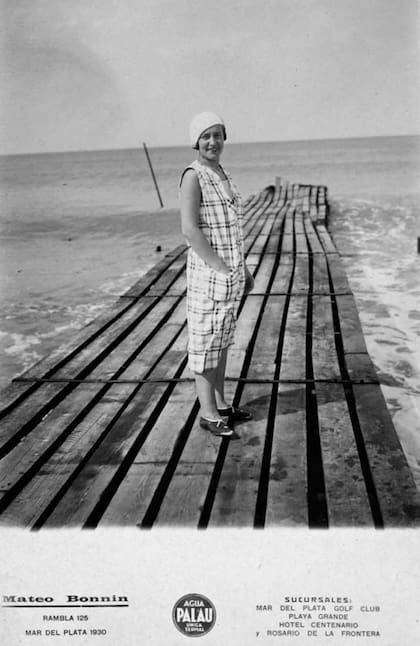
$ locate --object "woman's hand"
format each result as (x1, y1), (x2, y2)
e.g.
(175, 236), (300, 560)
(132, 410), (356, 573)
(244, 266), (254, 295)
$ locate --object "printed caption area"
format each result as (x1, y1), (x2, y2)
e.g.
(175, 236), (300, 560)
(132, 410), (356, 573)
(2, 594), (129, 641)
(255, 596), (382, 641)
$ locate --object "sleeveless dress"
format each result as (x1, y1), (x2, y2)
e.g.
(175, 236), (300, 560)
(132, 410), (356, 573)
(181, 160), (246, 373)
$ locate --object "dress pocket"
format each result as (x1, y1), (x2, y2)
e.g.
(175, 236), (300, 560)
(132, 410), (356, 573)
(207, 268), (238, 301)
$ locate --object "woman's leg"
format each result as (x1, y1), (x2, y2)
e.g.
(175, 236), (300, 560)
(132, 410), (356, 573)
(214, 346), (229, 409)
(194, 368), (220, 419)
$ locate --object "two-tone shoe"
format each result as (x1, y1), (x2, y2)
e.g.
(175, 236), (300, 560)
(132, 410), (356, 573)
(217, 406), (253, 421)
(199, 417), (239, 439)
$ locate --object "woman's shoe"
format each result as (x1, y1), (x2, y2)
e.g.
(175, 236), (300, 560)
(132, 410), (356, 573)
(217, 406), (253, 421)
(199, 417), (238, 438)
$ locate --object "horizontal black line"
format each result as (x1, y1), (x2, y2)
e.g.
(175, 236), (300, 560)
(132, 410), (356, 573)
(13, 376), (379, 385)
(1, 604), (129, 608)
(246, 292), (353, 296)
(260, 251), (339, 255)
(119, 293), (184, 299)
(121, 291), (354, 299)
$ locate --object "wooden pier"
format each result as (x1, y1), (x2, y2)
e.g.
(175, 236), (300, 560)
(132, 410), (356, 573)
(1, 181), (419, 529)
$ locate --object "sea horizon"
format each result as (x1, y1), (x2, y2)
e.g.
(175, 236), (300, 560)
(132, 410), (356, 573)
(1, 132), (419, 159)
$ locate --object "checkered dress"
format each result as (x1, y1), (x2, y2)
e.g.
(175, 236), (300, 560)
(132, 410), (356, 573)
(181, 160), (246, 373)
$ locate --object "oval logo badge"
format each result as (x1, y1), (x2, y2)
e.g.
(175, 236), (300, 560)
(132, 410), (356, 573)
(172, 593), (216, 637)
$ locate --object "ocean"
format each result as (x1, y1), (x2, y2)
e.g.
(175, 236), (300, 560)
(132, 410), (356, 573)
(1, 135), (419, 484)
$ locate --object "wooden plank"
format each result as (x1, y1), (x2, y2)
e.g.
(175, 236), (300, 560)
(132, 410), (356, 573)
(279, 296), (307, 381)
(302, 190), (310, 215)
(153, 277), (281, 527)
(67, 295), (185, 381)
(335, 295), (369, 354)
(244, 211), (271, 254)
(246, 296), (287, 379)
(318, 186), (326, 204)
(144, 255), (186, 295)
(152, 422), (221, 527)
(304, 220), (325, 254)
(243, 203), (267, 237)
(283, 208), (294, 235)
(211, 260), (308, 528)
(271, 204), (287, 225)
(0, 381), (72, 456)
(0, 295), (184, 450)
(2, 299), (129, 379)
(251, 253), (277, 294)
(158, 274), (186, 297)
(50, 297), (176, 378)
(241, 217), (256, 239)
(122, 244), (186, 297)
(309, 205), (318, 220)
(225, 296), (264, 380)
(208, 382), (272, 527)
(311, 296), (341, 382)
(243, 191), (263, 213)
(281, 233), (294, 254)
(265, 232), (280, 254)
(316, 205), (327, 224)
(103, 284), (266, 528)
(242, 193), (255, 208)
(99, 379), (201, 527)
(6, 295), (163, 385)
(352, 384), (420, 526)
(0, 382), (42, 421)
(316, 383), (373, 526)
(151, 295), (270, 527)
(312, 254), (330, 294)
(270, 255), (294, 293)
(231, 296), (264, 351)
(316, 225), (338, 254)
(0, 299), (134, 413)
(259, 212), (278, 236)
(205, 288), (284, 527)
(345, 353), (379, 383)
(250, 234), (269, 255)
(294, 210), (305, 234)
(40, 338), (189, 527)
(265, 382), (307, 526)
(0, 305), (189, 524)
(0, 381), (131, 527)
(279, 183), (288, 204)
(291, 254), (309, 294)
(295, 230), (308, 254)
(326, 255), (352, 292)
(142, 255), (187, 298)
(41, 381), (182, 528)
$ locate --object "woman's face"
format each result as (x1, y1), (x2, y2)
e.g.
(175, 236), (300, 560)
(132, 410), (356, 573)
(197, 125), (225, 164)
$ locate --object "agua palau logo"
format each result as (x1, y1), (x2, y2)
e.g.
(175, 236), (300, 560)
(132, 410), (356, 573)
(172, 593), (216, 637)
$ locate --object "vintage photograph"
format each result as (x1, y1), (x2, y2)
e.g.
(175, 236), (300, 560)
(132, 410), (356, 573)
(1, 0), (419, 643)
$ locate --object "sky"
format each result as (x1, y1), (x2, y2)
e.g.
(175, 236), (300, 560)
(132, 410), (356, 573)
(1, 0), (419, 154)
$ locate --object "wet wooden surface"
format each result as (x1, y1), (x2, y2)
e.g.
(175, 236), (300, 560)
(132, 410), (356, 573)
(1, 182), (419, 529)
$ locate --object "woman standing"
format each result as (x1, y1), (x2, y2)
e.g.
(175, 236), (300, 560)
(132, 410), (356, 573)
(180, 112), (254, 438)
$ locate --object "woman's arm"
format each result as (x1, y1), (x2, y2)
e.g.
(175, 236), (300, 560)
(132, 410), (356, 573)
(180, 169), (229, 275)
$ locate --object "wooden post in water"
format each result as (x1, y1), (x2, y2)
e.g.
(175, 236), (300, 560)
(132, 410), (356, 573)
(143, 142), (164, 208)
